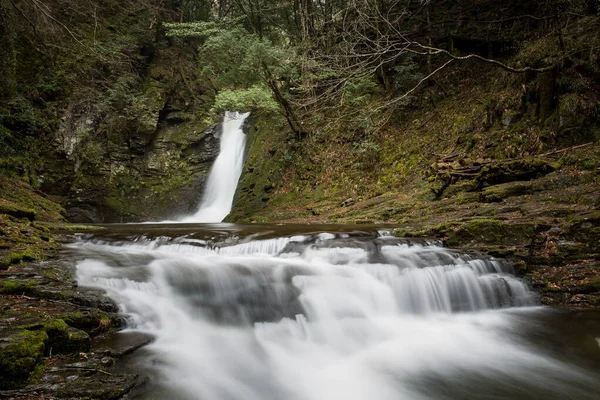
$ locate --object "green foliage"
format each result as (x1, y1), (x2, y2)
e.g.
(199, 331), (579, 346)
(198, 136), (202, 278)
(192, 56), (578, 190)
(392, 57), (424, 106)
(164, 21), (227, 38)
(196, 26), (296, 88)
(342, 76), (378, 106)
(213, 85), (279, 113)
(166, 21), (297, 115)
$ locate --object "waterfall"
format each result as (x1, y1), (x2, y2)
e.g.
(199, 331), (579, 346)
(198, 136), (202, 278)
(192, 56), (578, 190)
(71, 228), (600, 400)
(184, 111), (250, 223)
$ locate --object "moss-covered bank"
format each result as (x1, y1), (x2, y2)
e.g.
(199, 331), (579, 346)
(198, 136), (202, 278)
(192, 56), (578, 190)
(0, 175), (143, 396)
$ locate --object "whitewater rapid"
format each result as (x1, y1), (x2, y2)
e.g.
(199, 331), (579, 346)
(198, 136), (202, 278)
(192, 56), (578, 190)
(71, 228), (600, 399)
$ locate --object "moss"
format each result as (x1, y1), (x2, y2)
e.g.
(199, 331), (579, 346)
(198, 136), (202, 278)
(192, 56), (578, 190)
(586, 295), (600, 306)
(228, 113), (292, 221)
(0, 201), (36, 221)
(0, 329), (48, 389)
(476, 158), (559, 189)
(6, 246), (43, 264)
(394, 219), (540, 248)
(1, 279), (42, 295)
(0, 175), (65, 222)
(442, 180), (478, 199)
(44, 319), (91, 355)
(574, 278), (600, 294)
(61, 310), (118, 334)
(479, 181), (533, 203)
(444, 219), (539, 247)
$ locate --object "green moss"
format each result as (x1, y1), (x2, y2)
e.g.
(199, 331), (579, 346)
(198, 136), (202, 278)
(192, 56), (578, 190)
(394, 219), (539, 248)
(586, 295), (600, 306)
(0, 202), (36, 221)
(476, 158), (559, 189)
(0, 175), (65, 222)
(44, 319), (91, 355)
(6, 246), (43, 264)
(575, 278), (600, 294)
(479, 181), (533, 203)
(442, 219), (539, 247)
(1, 279), (41, 295)
(0, 329), (48, 389)
(61, 310), (118, 334)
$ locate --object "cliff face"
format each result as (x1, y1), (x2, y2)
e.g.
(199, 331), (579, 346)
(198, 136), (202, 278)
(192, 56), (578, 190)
(47, 82), (221, 223)
(0, 1), (222, 222)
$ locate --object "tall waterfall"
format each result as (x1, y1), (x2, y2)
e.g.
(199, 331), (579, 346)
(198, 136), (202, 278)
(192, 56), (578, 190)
(71, 227), (600, 400)
(184, 111), (250, 223)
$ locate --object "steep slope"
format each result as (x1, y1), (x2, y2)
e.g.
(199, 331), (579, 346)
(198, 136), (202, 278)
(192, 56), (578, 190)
(229, 15), (600, 307)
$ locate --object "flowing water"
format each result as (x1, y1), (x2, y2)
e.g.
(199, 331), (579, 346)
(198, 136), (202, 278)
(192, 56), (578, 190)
(183, 112), (250, 223)
(69, 223), (600, 400)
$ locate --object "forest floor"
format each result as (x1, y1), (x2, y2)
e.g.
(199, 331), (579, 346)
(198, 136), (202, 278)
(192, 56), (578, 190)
(250, 145), (600, 309)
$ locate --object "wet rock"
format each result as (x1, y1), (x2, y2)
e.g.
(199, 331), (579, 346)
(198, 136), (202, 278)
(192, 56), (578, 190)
(56, 374), (141, 399)
(94, 332), (154, 357)
(72, 290), (119, 313)
(0, 329), (47, 389)
(61, 309), (117, 334)
(66, 206), (100, 224)
(45, 319), (91, 355)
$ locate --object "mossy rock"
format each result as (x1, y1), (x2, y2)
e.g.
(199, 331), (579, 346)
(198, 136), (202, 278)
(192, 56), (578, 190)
(572, 278), (600, 294)
(434, 219), (539, 247)
(565, 211), (600, 253)
(0, 329), (48, 389)
(1, 279), (42, 296)
(44, 319), (91, 355)
(61, 310), (118, 335)
(476, 158), (559, 189)
(479, 181), (533, 203)
(56, 374), (140, 399)
(442, 180), (479, 199)
(5, 246), (44, 265)
(0, 202), (36, 221)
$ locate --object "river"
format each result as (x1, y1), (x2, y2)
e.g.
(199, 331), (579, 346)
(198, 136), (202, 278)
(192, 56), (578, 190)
(67, 223), (600, 400)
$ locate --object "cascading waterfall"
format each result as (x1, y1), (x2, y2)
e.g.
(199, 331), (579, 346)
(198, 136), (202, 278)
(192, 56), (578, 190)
(71, 227), (600, 400)
(183, 111), (250, 223)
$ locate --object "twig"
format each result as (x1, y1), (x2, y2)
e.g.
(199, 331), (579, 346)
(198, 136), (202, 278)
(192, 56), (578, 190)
(538, 142), (594, 157)
(378, 59), (455, 110)
(406, 42), (556, 73)
(25, 0), (88, 49)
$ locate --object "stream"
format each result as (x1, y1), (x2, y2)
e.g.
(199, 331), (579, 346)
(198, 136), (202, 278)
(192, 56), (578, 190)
(68, 223), (600, 400)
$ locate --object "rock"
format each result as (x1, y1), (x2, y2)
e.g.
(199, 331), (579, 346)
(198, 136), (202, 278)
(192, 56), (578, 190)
(66, 206), (99, 223)
(479, 181), (533, 202)
(45, 319), (91, 355)
(72, 290), (119, 313)
(341, 198), (356, 207)
(476, 158), (558, 189)
(0, 202), (36, 221)
(0, 329), (48, 389)
(56, 374), (141, 399)
(94, 332), (154, 358)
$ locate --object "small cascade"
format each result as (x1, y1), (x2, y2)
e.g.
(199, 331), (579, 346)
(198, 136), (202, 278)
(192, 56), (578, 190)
(70, 229), (600, 400)
(183, 111), (250, 223)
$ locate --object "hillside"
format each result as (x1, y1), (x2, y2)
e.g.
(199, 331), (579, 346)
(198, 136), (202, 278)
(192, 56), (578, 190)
(0, 1), (598, 304)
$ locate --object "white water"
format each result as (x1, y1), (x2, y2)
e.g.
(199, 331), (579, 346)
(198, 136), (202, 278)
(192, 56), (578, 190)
(183, 111), (250, 223)
(71, 231), (600, 400)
